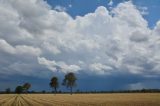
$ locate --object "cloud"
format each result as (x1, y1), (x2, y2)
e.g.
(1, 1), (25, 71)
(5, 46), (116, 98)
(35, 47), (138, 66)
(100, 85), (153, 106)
(0, 0), (160, 78)
(0, 39), (41, 56)
(54, 5), (67, 12)
(42, 42), (61, 55)
(15, 45), (41, 56)
(129, 29), (149, 42)
(138, 6), (149, 15)
(89, 63), (113, 75)
(108, 0), (113, 6)
(38, 57), (81, 73)
(0, 39), (15, 54)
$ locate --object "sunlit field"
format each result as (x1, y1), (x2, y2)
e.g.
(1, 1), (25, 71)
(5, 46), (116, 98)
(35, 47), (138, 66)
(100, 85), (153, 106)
(0, 93), (160, 106)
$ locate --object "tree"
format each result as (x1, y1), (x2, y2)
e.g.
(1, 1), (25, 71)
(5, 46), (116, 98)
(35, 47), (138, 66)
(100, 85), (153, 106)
(50, 76), (59, 95)
(62, 72), (77, 95)
(15, 86), (23, 94)
(42, 90), (46, 94)
(23, 83), (31, 93)
(5, 88), (11, 94)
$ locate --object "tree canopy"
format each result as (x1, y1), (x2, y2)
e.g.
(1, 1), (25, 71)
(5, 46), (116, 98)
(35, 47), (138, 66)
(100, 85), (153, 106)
(62, 72), (77, 95)
(50, 76), (59, 94)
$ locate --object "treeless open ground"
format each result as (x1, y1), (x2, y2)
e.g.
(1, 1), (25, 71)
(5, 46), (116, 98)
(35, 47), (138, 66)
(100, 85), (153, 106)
(0, 93), (160, 106)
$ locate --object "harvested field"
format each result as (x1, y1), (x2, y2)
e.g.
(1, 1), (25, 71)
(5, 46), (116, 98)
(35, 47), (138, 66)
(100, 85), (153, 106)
(0, 93), (160, 106)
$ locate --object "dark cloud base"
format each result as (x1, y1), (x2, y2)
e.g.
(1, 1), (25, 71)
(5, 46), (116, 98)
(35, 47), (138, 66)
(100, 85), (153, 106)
(1, 73), (160, 91)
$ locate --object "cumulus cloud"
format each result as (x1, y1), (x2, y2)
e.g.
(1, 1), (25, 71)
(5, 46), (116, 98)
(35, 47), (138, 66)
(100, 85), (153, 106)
(0, 0), (160, 77)
(38, 57), (81, 73)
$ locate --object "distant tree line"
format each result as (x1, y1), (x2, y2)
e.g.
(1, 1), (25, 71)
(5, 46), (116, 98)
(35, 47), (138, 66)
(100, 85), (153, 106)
(1, 88), (160, 94)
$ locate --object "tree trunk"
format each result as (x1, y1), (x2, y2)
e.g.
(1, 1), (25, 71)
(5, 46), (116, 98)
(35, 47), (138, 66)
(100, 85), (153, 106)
(70, 87), (72, 95)
(54, 87), (57, 95)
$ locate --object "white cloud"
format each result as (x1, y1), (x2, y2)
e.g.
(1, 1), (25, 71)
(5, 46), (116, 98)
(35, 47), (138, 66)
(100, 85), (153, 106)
(108, 0), (113, 6)
(54, 5), (67, 12)
(15, 45), (41, 56)
(38, 57), (57, 72)
(0, 39), (16, 54)
(38, 57), (81, 73)
(129, 29), (149, 42)
(0, 0), (160, 77)
(89, 63), (113, 75)
(153, 21), (160, 35)
(138, 6), (149, 15)
(42, 42), (61, 55)
(0, 39), (41, 56)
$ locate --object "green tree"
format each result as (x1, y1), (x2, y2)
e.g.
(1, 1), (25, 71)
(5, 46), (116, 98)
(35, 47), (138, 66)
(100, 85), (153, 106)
(15, 86), (23, 94)
(23, 83), (31, 93)
(50, 76), (59, 95)
(62, 72), (77, 95)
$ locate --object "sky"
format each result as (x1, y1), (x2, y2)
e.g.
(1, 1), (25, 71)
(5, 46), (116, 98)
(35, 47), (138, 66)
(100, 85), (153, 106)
(0, 0), (160, 92)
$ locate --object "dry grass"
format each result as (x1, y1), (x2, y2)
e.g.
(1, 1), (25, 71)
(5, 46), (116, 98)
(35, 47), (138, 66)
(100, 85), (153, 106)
(0, 93), (160, 106)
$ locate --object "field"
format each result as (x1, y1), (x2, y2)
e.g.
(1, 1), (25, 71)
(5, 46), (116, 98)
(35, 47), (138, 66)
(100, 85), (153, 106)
(0, 93), (160, 106)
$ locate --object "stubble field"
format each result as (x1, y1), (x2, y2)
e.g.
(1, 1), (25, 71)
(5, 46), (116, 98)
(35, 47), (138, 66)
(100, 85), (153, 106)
(0, 93), (160, 106)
